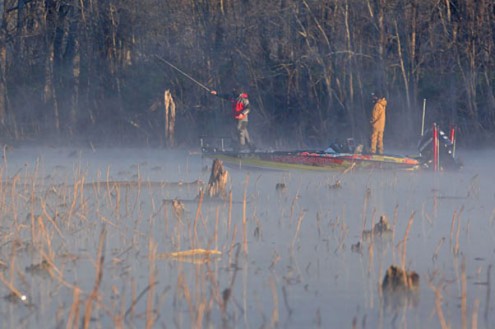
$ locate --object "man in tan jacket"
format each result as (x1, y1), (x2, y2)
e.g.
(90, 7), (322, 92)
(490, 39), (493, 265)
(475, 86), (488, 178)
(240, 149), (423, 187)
(370, 93), (387, 154)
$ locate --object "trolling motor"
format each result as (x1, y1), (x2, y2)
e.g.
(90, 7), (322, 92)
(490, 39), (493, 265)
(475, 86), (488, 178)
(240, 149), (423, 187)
(417, 123), (462, 170)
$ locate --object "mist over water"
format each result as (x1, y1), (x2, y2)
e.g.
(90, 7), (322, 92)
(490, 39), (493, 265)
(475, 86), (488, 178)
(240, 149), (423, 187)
(1, 145), (494, 328)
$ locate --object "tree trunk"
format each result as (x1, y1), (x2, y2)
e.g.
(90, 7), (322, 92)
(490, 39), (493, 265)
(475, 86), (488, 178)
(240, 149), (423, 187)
(164, 89), (176, 148)
(70, 40), (80, 130)
(0, 3), (9, 127)
(43, 0), (60, 132)
(394, 19), (411, 111)
(13, 0), (26, 69)
(44, 42), (59, 131)
(344, 0), (356, 137)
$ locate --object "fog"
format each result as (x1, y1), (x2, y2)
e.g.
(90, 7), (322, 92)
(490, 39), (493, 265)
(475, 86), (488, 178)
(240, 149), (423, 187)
(0, 145), (494, 328)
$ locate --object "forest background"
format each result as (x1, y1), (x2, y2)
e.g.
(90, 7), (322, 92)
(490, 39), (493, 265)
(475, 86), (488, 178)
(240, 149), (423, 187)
(0, 0), (494, 150)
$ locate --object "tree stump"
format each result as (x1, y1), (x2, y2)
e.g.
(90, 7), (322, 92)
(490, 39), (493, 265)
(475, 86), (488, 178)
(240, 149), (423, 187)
(381, 265), (420, 312)
(206, 159), (229, 199)
(382, 265), (419, 291)
(171, 198), (184, 221)
(362, 215), (393, 241)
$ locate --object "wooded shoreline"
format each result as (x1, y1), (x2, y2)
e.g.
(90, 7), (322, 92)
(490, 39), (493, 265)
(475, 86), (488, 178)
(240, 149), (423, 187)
(0, 1), (493, 148)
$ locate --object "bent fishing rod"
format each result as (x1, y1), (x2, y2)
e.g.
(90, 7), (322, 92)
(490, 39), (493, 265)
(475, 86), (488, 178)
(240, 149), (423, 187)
(154, 55), (212, 92)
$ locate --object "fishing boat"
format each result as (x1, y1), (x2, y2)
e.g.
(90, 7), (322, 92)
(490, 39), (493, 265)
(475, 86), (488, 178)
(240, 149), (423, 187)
(201, 138), (420, 171)
(202, 148), (420, 171)
(156, 56), (459, 172)
(201, 124), (463, 172)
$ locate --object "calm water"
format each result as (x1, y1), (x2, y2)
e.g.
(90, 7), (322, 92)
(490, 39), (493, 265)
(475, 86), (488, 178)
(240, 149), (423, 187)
(0, 146), (494, 329)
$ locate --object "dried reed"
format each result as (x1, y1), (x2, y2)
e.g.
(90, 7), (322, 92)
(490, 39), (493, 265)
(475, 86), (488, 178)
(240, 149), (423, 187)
(227, 190), (233, 237)
(83, 225), (107, 329)
(291, 212), (305, 248)
(400, 212), (415, 275)
(193, 189), (204, 249)
(269, 276), (279, 327)
(461, 257), (467, 329)
(146, 239), (157, 329)
(429, 279), (449, 329)
(361, 186), (371, 241)
(66, 287), (81, 329)
(484, 265), (492, 323)
(0, 272), (27, 303)
(242, 175), (249, 255)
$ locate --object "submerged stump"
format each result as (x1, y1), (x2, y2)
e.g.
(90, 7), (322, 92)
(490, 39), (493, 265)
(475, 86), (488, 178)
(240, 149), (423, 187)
(275, 183), (286, 192)
(171, 198), (185, 220)
(362, 215), (393, 241)
(205, 159), (229, 199)
(382, 265), (419, 290)
(381, 265), (420, 312)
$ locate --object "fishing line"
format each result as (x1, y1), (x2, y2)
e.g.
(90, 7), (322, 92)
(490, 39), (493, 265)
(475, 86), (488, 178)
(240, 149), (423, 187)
(154, 55), (211, 92)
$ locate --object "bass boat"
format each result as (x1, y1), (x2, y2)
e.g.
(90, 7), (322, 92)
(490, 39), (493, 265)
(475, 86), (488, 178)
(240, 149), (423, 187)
(201, 139), (420, 171)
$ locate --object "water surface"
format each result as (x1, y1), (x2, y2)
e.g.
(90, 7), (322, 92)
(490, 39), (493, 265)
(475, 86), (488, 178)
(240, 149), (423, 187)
(0, 146), (493, 329)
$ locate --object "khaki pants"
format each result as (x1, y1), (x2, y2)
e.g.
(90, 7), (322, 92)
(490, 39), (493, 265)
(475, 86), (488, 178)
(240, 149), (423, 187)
(237, 120), (251, 146)
(370, 130), (384, 154)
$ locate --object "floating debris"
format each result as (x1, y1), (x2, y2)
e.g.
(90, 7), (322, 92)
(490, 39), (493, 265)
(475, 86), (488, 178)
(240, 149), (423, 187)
(4, 292), (28, 304)
(275, 183), (286, 191)
(26, 259), (52, 277)
(351, 241), (362, 254)
(80, 179), (204, 189)
(9, 239), (31, 253)
(161, 249), (221, 258)
(254, 226), (261, 240)
(157, 249), (222, 264)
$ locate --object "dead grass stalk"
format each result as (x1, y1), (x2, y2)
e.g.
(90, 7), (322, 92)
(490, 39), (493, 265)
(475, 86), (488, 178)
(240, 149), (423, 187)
(83, 225), (107, 329)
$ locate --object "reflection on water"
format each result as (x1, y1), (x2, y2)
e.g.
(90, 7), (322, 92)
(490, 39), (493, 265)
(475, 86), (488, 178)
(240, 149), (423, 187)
(0, 146), (493, 328)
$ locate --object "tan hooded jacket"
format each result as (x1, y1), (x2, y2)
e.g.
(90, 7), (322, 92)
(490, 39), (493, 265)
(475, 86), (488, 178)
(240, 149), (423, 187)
(371, 98), (387, 132)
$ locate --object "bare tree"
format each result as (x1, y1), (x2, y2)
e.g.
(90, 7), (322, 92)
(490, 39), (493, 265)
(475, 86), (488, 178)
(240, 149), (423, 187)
(0, 0), (492, 145)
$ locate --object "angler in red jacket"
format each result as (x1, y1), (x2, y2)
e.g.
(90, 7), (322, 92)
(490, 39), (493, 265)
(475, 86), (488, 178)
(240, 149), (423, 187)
(211, 88), (255, 152)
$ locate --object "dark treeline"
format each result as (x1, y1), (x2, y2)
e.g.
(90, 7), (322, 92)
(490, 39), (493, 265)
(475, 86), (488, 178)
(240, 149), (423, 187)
(0, 0), (494, 148)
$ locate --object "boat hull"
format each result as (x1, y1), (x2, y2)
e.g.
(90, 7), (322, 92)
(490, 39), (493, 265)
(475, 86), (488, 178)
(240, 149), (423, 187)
(202, 150), (420, 171)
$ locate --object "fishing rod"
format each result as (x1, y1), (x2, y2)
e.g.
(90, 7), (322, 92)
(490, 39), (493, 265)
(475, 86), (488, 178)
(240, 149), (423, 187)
(154, 55), (211, 92)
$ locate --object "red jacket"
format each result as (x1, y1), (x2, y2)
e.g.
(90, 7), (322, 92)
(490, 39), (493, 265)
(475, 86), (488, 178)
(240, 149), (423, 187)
(232, 93), (250, 120)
